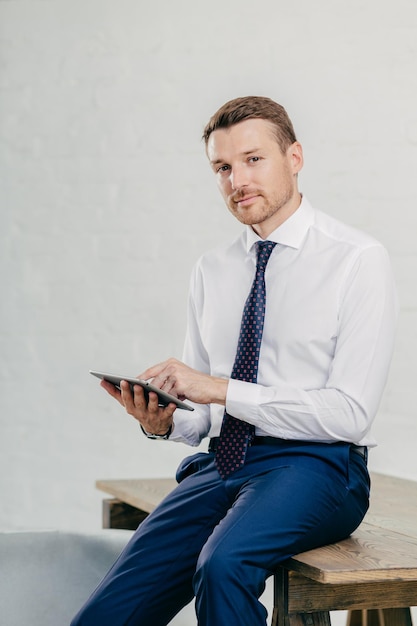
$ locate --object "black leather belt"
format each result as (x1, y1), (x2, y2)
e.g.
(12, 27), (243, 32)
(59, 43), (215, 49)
(351, 444), (368, 459)
(208, 437), (367, 460)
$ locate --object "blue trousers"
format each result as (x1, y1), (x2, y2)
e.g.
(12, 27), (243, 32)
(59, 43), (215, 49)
(71, 441), (369, 626)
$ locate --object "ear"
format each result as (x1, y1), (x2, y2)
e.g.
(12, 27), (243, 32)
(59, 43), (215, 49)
(288, 142), (304, 175)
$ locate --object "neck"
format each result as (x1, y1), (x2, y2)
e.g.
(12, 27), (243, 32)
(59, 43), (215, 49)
(252, 191), (302, 239)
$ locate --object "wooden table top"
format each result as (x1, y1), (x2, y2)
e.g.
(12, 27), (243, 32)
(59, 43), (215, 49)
(96, 472), (417, 585)
(287, 473), (417, 584)
(96, 477), (176, 513)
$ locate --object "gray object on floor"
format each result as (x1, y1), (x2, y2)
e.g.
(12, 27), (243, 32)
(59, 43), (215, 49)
(0, 529), (132, 626)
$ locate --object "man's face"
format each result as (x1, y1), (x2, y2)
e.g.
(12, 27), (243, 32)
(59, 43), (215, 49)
(207, 118), (303, 238)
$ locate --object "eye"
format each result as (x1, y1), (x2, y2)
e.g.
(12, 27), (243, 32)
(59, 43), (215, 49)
(248, 156), (260, 163)
(216, 164), (230, 173)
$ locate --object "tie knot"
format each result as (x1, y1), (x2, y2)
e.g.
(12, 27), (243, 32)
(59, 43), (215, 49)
(256, 240), (276, 271)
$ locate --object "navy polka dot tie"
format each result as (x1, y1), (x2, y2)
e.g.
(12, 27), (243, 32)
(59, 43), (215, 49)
(215, 240), (277, 479)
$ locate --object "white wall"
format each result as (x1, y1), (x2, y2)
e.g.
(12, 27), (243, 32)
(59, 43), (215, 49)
(1, 2), (416, 624)
(1, 0), (416, 536)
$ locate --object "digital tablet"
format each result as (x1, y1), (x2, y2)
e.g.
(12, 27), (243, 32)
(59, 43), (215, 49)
(89, 370), (194, 411)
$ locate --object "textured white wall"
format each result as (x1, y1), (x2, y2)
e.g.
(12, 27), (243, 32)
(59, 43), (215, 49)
(1, 0), (416, 541)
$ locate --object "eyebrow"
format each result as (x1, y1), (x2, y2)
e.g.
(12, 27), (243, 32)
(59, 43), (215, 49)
(210, 148), (260, 166)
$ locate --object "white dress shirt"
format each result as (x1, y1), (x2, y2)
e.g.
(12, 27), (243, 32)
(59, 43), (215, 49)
(170, 196), (398, 448)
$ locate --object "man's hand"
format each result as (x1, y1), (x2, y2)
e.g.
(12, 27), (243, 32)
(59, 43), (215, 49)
(100, 358), (228, 435)
(100, 379), (176, 435)
(138, 358), (228, 406)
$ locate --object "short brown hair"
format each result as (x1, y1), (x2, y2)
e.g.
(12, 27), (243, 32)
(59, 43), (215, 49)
(202, 96), (297, 153)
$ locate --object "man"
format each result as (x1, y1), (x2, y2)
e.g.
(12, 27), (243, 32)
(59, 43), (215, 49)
(72, 96), (397, 625)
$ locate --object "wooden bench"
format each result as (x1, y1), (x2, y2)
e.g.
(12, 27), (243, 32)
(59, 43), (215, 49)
(96, 472), (417, 626)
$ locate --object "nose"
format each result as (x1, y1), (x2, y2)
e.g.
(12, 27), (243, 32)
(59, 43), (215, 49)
(230, 164), (249, 191)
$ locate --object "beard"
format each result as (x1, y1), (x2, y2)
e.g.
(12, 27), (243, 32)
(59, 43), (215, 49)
(227, 184), (295, 227)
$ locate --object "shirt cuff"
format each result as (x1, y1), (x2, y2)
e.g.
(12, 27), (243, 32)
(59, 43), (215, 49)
(167, 408), (209, 446)
(226, 378), (262, 419)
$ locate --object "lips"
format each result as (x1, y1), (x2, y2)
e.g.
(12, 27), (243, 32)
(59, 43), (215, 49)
(236, 195), (258, 205)
(232, 191), (261, 206)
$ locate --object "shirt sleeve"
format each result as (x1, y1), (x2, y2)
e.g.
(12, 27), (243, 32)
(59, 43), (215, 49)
(226, 245), (398, 445)
(168, 262), (213, 446)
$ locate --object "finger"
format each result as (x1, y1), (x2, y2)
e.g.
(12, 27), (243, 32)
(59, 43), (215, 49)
(138, 360), (169, 382)
(159, 375), (172, 390)
(157, 402), (177, 421)
(119, 380), (135, 410)
(133, 384), (151, 411)
(100, 380), (123, 405)
(149, 368), (176, 391)
(166, 402), (177, 417)
(139, 358), (180, 383)
(145, 390), (160, 413)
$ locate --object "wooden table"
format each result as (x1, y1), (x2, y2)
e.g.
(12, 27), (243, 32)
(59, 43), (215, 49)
(96, 472), (417, 626)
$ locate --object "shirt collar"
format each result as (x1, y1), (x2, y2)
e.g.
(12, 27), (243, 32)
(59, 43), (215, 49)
(245, 195), (315, 252)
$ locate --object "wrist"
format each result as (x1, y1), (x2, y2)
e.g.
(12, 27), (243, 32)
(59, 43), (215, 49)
(212, 377), (229, 406)
(140, 423), (173, 440)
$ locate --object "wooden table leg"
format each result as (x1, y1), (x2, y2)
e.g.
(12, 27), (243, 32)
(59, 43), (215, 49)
(347, 609), (413, 626)
(272, 569), (414, 626)
(102, 498), (149, 530)
(272, 567), (331, 626)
